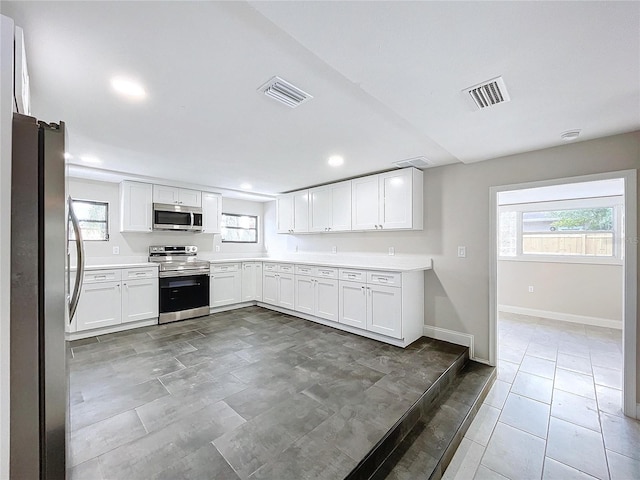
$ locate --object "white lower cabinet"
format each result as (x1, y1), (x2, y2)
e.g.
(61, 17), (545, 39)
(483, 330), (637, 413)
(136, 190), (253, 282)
(338, 281), (367, 330)
(262, 264), (294, 309)
(75, 281), (122, 331)
(296, 266), (339, 321)
(122, 278), (159, 323)
(210, 263), (242, 308)
(73, 267), (159, 333)
(241, 262), (263, 302)
(367, 284), (402, 339)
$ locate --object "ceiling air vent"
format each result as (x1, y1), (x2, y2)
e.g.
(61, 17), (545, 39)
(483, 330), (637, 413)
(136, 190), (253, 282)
(394, 156), (431, 169)
(258, 76), (313, 108)
(463, 76), (510, 110)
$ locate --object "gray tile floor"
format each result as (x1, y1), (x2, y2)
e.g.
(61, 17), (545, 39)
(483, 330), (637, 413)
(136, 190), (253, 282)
(67, 306), (466, 480)
(443, 312), (640, 480)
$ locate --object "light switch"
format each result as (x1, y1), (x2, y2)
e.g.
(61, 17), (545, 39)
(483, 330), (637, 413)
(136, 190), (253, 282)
(457, 246), (466, 258)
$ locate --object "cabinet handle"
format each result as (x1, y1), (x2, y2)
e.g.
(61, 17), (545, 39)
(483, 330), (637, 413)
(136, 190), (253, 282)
(94, 275), (107, 279)
(374, 225), (378, 229)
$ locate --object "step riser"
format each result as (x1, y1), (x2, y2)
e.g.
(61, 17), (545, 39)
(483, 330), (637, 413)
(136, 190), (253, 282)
(346, 347), (470, 480)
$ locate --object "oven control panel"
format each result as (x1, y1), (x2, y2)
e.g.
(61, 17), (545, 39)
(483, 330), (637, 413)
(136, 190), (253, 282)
(149, 245), (198, 255)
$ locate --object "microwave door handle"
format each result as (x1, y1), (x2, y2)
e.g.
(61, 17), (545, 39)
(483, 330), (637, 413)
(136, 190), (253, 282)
(68, 196), (85, 322)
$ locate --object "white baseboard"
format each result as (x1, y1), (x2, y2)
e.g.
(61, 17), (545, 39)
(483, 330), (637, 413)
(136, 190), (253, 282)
(424, 326), (475, 360)
(498, 305), (622, 330)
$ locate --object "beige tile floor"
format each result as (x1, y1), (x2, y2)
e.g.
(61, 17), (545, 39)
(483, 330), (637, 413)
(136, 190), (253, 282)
(443, 312), (640, 480)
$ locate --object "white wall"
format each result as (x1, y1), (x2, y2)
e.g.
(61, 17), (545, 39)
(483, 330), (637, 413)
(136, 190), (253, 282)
(68, 178), (266, 263)
(498, 260), (623, 326)
(0, 14), (13, 480)
(263, 130), (640, 395)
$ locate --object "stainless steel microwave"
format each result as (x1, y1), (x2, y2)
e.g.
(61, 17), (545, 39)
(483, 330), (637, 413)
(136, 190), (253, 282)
(153, 203), (203, 232)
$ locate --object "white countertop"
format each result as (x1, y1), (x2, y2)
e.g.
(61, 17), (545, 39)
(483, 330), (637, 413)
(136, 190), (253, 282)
(207, 254), (433, 272)
(71, 262), (158, 271)
(72, 254), (432, 272)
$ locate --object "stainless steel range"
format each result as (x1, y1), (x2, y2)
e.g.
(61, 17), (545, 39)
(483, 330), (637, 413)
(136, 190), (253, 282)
(149, 245), (210, 324)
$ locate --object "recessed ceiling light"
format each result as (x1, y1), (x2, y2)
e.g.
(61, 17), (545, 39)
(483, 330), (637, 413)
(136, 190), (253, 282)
(240, 183), (252, 190)
(110, 76), (146, 99)
(80, 155), (102, 165)
(560, 129), (581, 141)
(328, 155), (344, 167)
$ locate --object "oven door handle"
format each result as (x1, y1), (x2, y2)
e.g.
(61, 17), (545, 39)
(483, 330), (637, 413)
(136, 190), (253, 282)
(159, 270), (209, 278)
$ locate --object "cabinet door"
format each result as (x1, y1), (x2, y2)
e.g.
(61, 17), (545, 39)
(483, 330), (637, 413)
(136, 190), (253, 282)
(254, 263), (263, 301)
(210, 271), (242, 308)
(295, 276), (315, 315)
(367, 285), (402, 339)
(276, 194), (294, 233)
(202, 192), (222, 234)
(330, 181), (352, 231)
(178, 189), (201, 207)
(153, 184), (179, 204)
(242, 263), (254, 301)
(351, 175), (379, 230)
(262, 271), (279, 305)
(278, 273), (295, 309)
(75, 281), (122, 331)
(315, 278), (338, 322)
(339, 281), (367, 329)
(120, 181), (152, 232)
(293, 190), (309, 233)
(309, 186), (331, 232)
(122, 278), (158, 323)
(379, 170), (413, 229)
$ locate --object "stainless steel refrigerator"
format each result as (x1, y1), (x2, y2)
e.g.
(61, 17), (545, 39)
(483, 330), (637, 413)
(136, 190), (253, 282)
(10, 112), (84, 479)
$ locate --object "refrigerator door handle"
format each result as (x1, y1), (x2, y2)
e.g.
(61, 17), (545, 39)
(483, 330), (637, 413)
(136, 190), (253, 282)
(68, 196), (85, 322)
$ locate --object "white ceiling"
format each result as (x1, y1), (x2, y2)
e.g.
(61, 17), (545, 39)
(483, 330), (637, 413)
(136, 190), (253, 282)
(2, 1), (639, 199)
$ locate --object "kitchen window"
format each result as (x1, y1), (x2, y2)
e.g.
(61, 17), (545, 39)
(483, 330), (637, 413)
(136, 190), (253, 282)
(221, 213), (258, 243)
(498, 196), (623, 264)
(69, 199), (109, 241)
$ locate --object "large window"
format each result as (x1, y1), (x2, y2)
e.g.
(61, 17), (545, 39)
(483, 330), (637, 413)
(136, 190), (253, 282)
(221, 213), (258, 243)
(499, 197), (622, 263)
(69, 199), (109, 241)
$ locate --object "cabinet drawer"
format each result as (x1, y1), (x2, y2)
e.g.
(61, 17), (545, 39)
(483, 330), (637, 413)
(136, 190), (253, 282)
(367, 271), (402, 287)
(339, 269), (367, 282)
(295, 264), (315, 276)
(211, 263), (240, 273)
(123, 267), (157, 279)
(278, 264), (294, 273)
(263, 263), (278, 272)
(315, 267), (337, 279)
(83, 269), (121, 283)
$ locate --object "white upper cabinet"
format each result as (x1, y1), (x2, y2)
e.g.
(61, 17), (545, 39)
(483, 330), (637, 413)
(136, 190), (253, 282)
(120, 181), (153, 233)
(153, 185), (201, 207)
(278, 168), (422, 234)
(352, 168), (423, 231)
(276, 190), (309, 233)
(351, 176), (380, 231)
(309, 181), (351, 232)
(202, 192), (222, 234)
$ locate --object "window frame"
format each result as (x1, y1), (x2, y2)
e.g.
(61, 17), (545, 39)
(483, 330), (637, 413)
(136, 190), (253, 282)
(498, 196), (623, 265)
(220, 213), (259, 244)
(69, 198), (110, 242)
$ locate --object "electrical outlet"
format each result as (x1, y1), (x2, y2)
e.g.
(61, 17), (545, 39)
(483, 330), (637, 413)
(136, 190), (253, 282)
(331, 246), (337, 254)
(215, 245), (220, 252)
(528, 286), (534, 293)
(388, 247), (395, 256)
(457, 246), (466, 258)
(112, 246), (119, 255)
